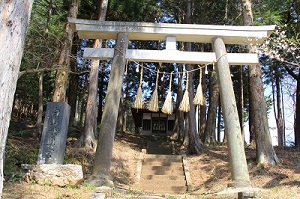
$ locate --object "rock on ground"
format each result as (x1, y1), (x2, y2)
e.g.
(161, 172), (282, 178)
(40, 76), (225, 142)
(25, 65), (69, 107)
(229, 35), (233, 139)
(23, 164), (83, 186)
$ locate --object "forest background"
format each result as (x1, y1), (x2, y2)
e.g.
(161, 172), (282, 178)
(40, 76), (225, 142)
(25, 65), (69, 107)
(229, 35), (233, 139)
(15, 0), (299, 148)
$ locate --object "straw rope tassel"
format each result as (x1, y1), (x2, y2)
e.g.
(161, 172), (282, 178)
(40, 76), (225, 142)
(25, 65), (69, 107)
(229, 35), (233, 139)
(148, 69), (160, 112)
(133, 65), (144, 109)
(162, 72), (174, 115)
(179, 71), (190, 112)
(193, 67), (204, 105)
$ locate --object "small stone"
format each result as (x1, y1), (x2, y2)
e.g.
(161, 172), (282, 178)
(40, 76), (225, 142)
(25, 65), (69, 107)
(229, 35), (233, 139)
(91, 192), (106, 199)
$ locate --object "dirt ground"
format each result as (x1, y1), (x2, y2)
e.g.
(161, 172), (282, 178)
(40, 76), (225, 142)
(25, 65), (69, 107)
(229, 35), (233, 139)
(3, 131), (300, 199)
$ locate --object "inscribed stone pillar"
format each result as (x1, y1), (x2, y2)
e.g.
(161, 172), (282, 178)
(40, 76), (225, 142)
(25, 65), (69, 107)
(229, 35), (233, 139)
(37, 102), (71, 164)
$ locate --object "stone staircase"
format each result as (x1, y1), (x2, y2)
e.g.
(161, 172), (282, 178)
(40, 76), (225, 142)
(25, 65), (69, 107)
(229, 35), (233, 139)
(138, 154), (187, 194)
(136, 137), (190, 194)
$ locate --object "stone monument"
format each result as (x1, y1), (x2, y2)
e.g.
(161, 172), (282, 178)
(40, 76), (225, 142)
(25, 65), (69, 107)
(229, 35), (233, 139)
(37, 102), (71, 164)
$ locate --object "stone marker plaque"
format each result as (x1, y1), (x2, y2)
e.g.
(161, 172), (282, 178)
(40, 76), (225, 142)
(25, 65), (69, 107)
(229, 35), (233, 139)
(37, 102), (71, 164)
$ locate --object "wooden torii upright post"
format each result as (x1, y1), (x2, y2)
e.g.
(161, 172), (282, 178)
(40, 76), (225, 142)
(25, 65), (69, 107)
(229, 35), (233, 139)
(69, 18), (274, 191)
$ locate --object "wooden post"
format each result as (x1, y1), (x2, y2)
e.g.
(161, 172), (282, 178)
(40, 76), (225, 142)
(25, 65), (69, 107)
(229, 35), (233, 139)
(91, 33), (129, 186)
(212, 37), (251, 187)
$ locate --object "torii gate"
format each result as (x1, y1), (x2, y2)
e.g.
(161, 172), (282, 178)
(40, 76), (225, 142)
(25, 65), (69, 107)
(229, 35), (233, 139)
(69, 18), (274, 190)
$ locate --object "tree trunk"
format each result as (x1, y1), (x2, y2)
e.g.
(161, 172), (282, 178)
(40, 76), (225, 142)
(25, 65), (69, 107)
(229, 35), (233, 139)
(83, 55), (100, 150)
(199, 65), (207, 140)
(82, 0), (108, 150)
(68, 36), (79, 125)
(97, 68), (104, 123)
(250, 64), (280, 164)
(52, 0), (78, 102)
(171, 63), (183, 140)
(204, 66), (219, 145)
(237, 66), (245, 142)
(185, 0), (202, 154)
(0, 1), (33, 197)
(91, 33), (129, 186)
(272, 67), (284, 147)
(241, 0), (279, 165)
(36, 72), (44, 138)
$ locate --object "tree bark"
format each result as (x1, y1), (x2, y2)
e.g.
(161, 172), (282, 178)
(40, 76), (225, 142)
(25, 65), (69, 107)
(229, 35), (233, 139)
(171, 64), (183, 140)
(237, 66), (245, 142)
(199, 65), (207, 141)
(185, 0), (202, 154)
(91, 33), (129, 185)
(52, 0), (78, 102)
(250, 64), (280, 164)
(68, 36), (79, 125)
(204, 66), (219, 145)
(0, 1), (33, 197)
(36, 72), (44, 138)
(82, 0), (108, 150)
(241, 0), (279, 165)
(272, 66), (284, 147)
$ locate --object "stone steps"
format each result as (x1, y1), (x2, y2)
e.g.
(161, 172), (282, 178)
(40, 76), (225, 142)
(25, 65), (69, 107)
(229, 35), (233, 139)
(138, 154), (187, 194)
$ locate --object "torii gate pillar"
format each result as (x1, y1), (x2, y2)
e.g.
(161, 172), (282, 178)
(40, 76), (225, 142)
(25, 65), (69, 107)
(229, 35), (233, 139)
(90, 32), (129, 187)
(212, 37), (251, 188)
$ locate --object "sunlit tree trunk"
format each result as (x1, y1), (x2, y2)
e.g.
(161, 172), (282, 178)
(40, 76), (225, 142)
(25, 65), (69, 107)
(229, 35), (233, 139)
(185, 0), (202, 154)
(52, 0), (78, 102)
(68, 37), (79, 125)
(36, 72), (44, 138)
(241, 0), (279, 165)
(237, 66), (245, 142)
(199, 63), (207, 141)
(204, 66), (219, 145)
(271, 65), (284, 146)
(83, 0), (108, 150)
(171, 63), (183, 140)
(0, 1), (33, 197)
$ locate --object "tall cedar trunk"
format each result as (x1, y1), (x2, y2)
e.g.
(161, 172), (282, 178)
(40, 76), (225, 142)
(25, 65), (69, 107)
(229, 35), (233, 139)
(242, 0), (279, 165)
(79, 74), (88, 126)
(68, 36), (79, 125)
(83, 0), (108, 150)
(0, 1), (33, 196)
(185, 0), (202, 154)
(204, 66), (219, 145)
(92, 33), (129, 183)
(36, 72), (44, 137)
(273, 68), (284, 146)
(237, 66), (245, 141)
(52, 0), (78, 102)
(97, 68), (104, 123)
(249, 64), (279, 164)
(171, 63), (184, 140)
(199, 64), (207, 140)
